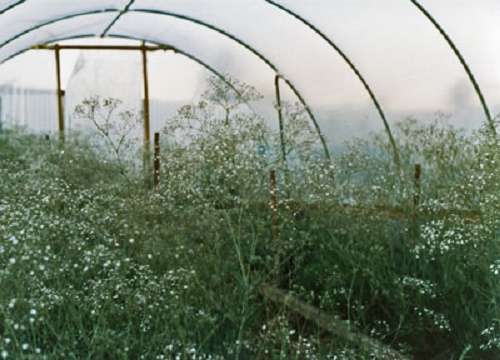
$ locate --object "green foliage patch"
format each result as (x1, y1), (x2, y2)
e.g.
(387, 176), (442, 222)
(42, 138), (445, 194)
(0, 77), (498, 359)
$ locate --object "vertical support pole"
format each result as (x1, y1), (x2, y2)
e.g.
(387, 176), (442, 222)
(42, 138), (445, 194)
(275, 75), (290, 196)
(270, 170), (280, 285)
(0, 96), (3, 132)
(154, 132), (160, 193)
(141, 42), (151, 174)
(414, 164), (421, 209)
(55, 45), (64, 141)
(275, 75), (286, 165)
(411, 164), (422, 244)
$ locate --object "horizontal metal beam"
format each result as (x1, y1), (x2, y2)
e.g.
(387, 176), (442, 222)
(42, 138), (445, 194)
(31, 44), (174, 52)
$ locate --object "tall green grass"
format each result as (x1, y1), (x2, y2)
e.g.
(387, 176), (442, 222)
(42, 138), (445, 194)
(0, 78), (498, 359)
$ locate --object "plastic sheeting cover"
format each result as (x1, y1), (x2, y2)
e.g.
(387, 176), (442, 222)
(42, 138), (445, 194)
(64, 50), (142, 133)
(0, 0), (499, 148)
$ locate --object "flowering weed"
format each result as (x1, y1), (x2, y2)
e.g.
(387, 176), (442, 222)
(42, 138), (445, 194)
(0, 79), (498, 359)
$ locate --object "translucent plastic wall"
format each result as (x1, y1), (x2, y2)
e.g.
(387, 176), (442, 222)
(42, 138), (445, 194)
(0, 0), (499, 150)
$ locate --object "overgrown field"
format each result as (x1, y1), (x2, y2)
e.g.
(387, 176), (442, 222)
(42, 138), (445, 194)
(0, 78), (499, 359)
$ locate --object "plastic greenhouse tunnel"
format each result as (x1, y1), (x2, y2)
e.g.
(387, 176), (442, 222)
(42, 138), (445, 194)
(0, 1), (499, 359)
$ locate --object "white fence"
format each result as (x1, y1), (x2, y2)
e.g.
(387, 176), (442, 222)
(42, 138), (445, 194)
(0, 84), (184, 136)
(0, 85), (59, 133)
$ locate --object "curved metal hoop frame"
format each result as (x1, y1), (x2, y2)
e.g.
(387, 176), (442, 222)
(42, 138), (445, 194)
(0, 1), (494, 158)
(0, 8), (331, 160)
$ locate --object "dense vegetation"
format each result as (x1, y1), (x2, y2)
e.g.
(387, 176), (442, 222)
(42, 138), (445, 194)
(0, 77), (498, 359)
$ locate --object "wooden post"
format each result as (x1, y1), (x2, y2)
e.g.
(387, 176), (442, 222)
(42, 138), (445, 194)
(414, 164), (421, 209)
(275, 75), (290, 196)
(0, 96), (3, 132)
(141, 42), (151, 176)
(154, 132), (160, 192)
(141, 43), (151, 146)
(270, 170), (279, 284)
(54, 45), (64, 141)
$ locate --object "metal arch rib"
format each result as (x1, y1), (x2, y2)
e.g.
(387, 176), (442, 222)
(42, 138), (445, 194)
(0, 0), (26, 16)
(129, 8), (330, 161)
(262, 0), (400, 166)
(101, 0), (136, 38)
(0, 9), (121, 50)
(409, 0), (495, 134)
(2, 34), (97, 64)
